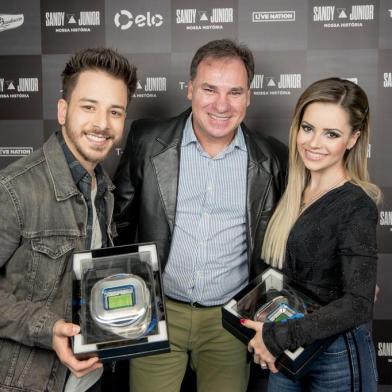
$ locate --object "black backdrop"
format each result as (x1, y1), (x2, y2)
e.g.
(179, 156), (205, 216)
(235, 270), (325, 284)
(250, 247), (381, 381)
(0, 0), (391, 389)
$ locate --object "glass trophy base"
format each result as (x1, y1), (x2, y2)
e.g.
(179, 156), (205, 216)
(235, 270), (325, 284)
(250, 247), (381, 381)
(222, 267), (336, 380)
(72, 243), (170, 361)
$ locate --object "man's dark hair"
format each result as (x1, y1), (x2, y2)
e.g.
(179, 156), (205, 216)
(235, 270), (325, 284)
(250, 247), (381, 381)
(61, 48), (137, 102)
(190, 39), (254, 87)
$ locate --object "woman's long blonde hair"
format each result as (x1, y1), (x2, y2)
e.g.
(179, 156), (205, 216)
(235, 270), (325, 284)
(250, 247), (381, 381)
(262, 77), (381, 269)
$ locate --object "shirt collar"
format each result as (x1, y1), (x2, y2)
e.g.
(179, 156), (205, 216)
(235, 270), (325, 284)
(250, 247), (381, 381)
(182, 113), (247, 153)
(56, 131), (107, 193)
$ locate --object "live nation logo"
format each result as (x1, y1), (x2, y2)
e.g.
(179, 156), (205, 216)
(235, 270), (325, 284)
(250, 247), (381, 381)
(313, 4), (375, 28)
(251, 73), (302, 96)
(252, 10), (295, 23)
(175, 7), (234, 30)
(0, 147), (33, 157)
(133, 76), (167, 98)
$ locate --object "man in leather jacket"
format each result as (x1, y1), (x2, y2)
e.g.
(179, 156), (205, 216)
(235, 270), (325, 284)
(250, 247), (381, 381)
(0, 48), (137, 392)
(114, 39), (287, 392)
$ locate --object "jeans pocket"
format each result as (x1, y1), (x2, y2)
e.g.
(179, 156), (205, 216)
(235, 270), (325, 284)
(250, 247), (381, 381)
(348, 325), (378, 391)
(361, 327), (379, 383)
(323, 335), (347, 357)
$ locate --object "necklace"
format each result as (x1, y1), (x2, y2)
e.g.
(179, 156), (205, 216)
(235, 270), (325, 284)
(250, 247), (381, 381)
(300, 176), (348, 213)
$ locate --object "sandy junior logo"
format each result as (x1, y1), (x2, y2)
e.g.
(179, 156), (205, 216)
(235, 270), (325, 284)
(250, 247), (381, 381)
(45, 11), (100, 32)
(251, 73), (301, 96)
(114, 10), (163, 29)
(344, 77), (358, 84)
(378, 341), (392, 361)
(176, 8), (233, 30)
(0, 14), (24, 32)
(0, 77), (39, 99)
(133, 77), (167, 98)
(313, 4), (374, 28)
(384, 73), (392, 87)
(252, 11), (295, 22)
(0, 147), (33, 157)
(380, 211), (392, 230)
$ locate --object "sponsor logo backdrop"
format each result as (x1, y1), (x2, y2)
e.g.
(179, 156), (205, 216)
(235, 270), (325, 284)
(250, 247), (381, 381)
(0, 0), (391, 386)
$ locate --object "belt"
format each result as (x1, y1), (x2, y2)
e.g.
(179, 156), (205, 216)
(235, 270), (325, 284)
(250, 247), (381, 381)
(165, 296), (221, 308)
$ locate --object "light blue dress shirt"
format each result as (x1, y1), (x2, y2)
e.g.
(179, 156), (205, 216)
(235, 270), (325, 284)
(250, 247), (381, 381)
(163, 114), (248, 306)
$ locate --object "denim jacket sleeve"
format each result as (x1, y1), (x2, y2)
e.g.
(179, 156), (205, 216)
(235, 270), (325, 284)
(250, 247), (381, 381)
(0, 181), (62, 350)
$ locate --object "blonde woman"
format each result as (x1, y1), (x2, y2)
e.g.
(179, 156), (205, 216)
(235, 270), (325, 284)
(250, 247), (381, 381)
(242, 78), (380, 391)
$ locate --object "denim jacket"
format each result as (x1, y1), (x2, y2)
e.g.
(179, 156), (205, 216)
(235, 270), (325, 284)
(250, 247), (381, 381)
(0, 134), (115, 392)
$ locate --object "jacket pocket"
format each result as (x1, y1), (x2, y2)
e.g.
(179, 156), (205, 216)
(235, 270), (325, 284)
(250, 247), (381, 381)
(29, 236), (76, 302)
(0, 339), (57, 392)
(13, 345), (35, 389)
(0, 341), (35, 388)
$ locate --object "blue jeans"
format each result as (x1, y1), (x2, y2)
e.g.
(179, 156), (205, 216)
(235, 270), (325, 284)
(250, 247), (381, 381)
(268, 324), (378, 392)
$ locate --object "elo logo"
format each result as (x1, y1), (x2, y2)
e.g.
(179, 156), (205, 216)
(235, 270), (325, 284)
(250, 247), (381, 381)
(114, 10), (163, 29)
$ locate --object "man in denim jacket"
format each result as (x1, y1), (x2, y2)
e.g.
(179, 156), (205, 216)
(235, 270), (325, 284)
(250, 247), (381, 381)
(0, 48), (137, 392)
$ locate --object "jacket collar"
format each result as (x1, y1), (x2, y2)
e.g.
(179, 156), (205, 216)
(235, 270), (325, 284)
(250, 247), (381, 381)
(43, 133), (114, 201)
(241, 123), (268, 167)
(156, 108), (267, 165)
(151, 108), (270, 237)
(155, 108), (191, 148)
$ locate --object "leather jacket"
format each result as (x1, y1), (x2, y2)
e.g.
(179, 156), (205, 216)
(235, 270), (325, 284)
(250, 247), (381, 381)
(114, 108), (287, 278)
(0, 134), (115, 392)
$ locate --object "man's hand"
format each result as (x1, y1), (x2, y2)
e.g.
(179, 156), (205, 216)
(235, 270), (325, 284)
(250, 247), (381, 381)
(52, 320), (102, 378)
(241, 319), (278, 373)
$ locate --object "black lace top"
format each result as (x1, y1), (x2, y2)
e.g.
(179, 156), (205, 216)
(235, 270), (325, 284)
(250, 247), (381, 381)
(262, 182), (378, 357)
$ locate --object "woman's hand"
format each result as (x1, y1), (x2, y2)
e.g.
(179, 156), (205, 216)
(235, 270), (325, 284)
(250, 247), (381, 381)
(241, 319), (278, 373)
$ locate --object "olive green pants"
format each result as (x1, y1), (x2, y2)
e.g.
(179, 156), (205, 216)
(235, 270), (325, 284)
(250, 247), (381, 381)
(130, 298), (249, 392)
